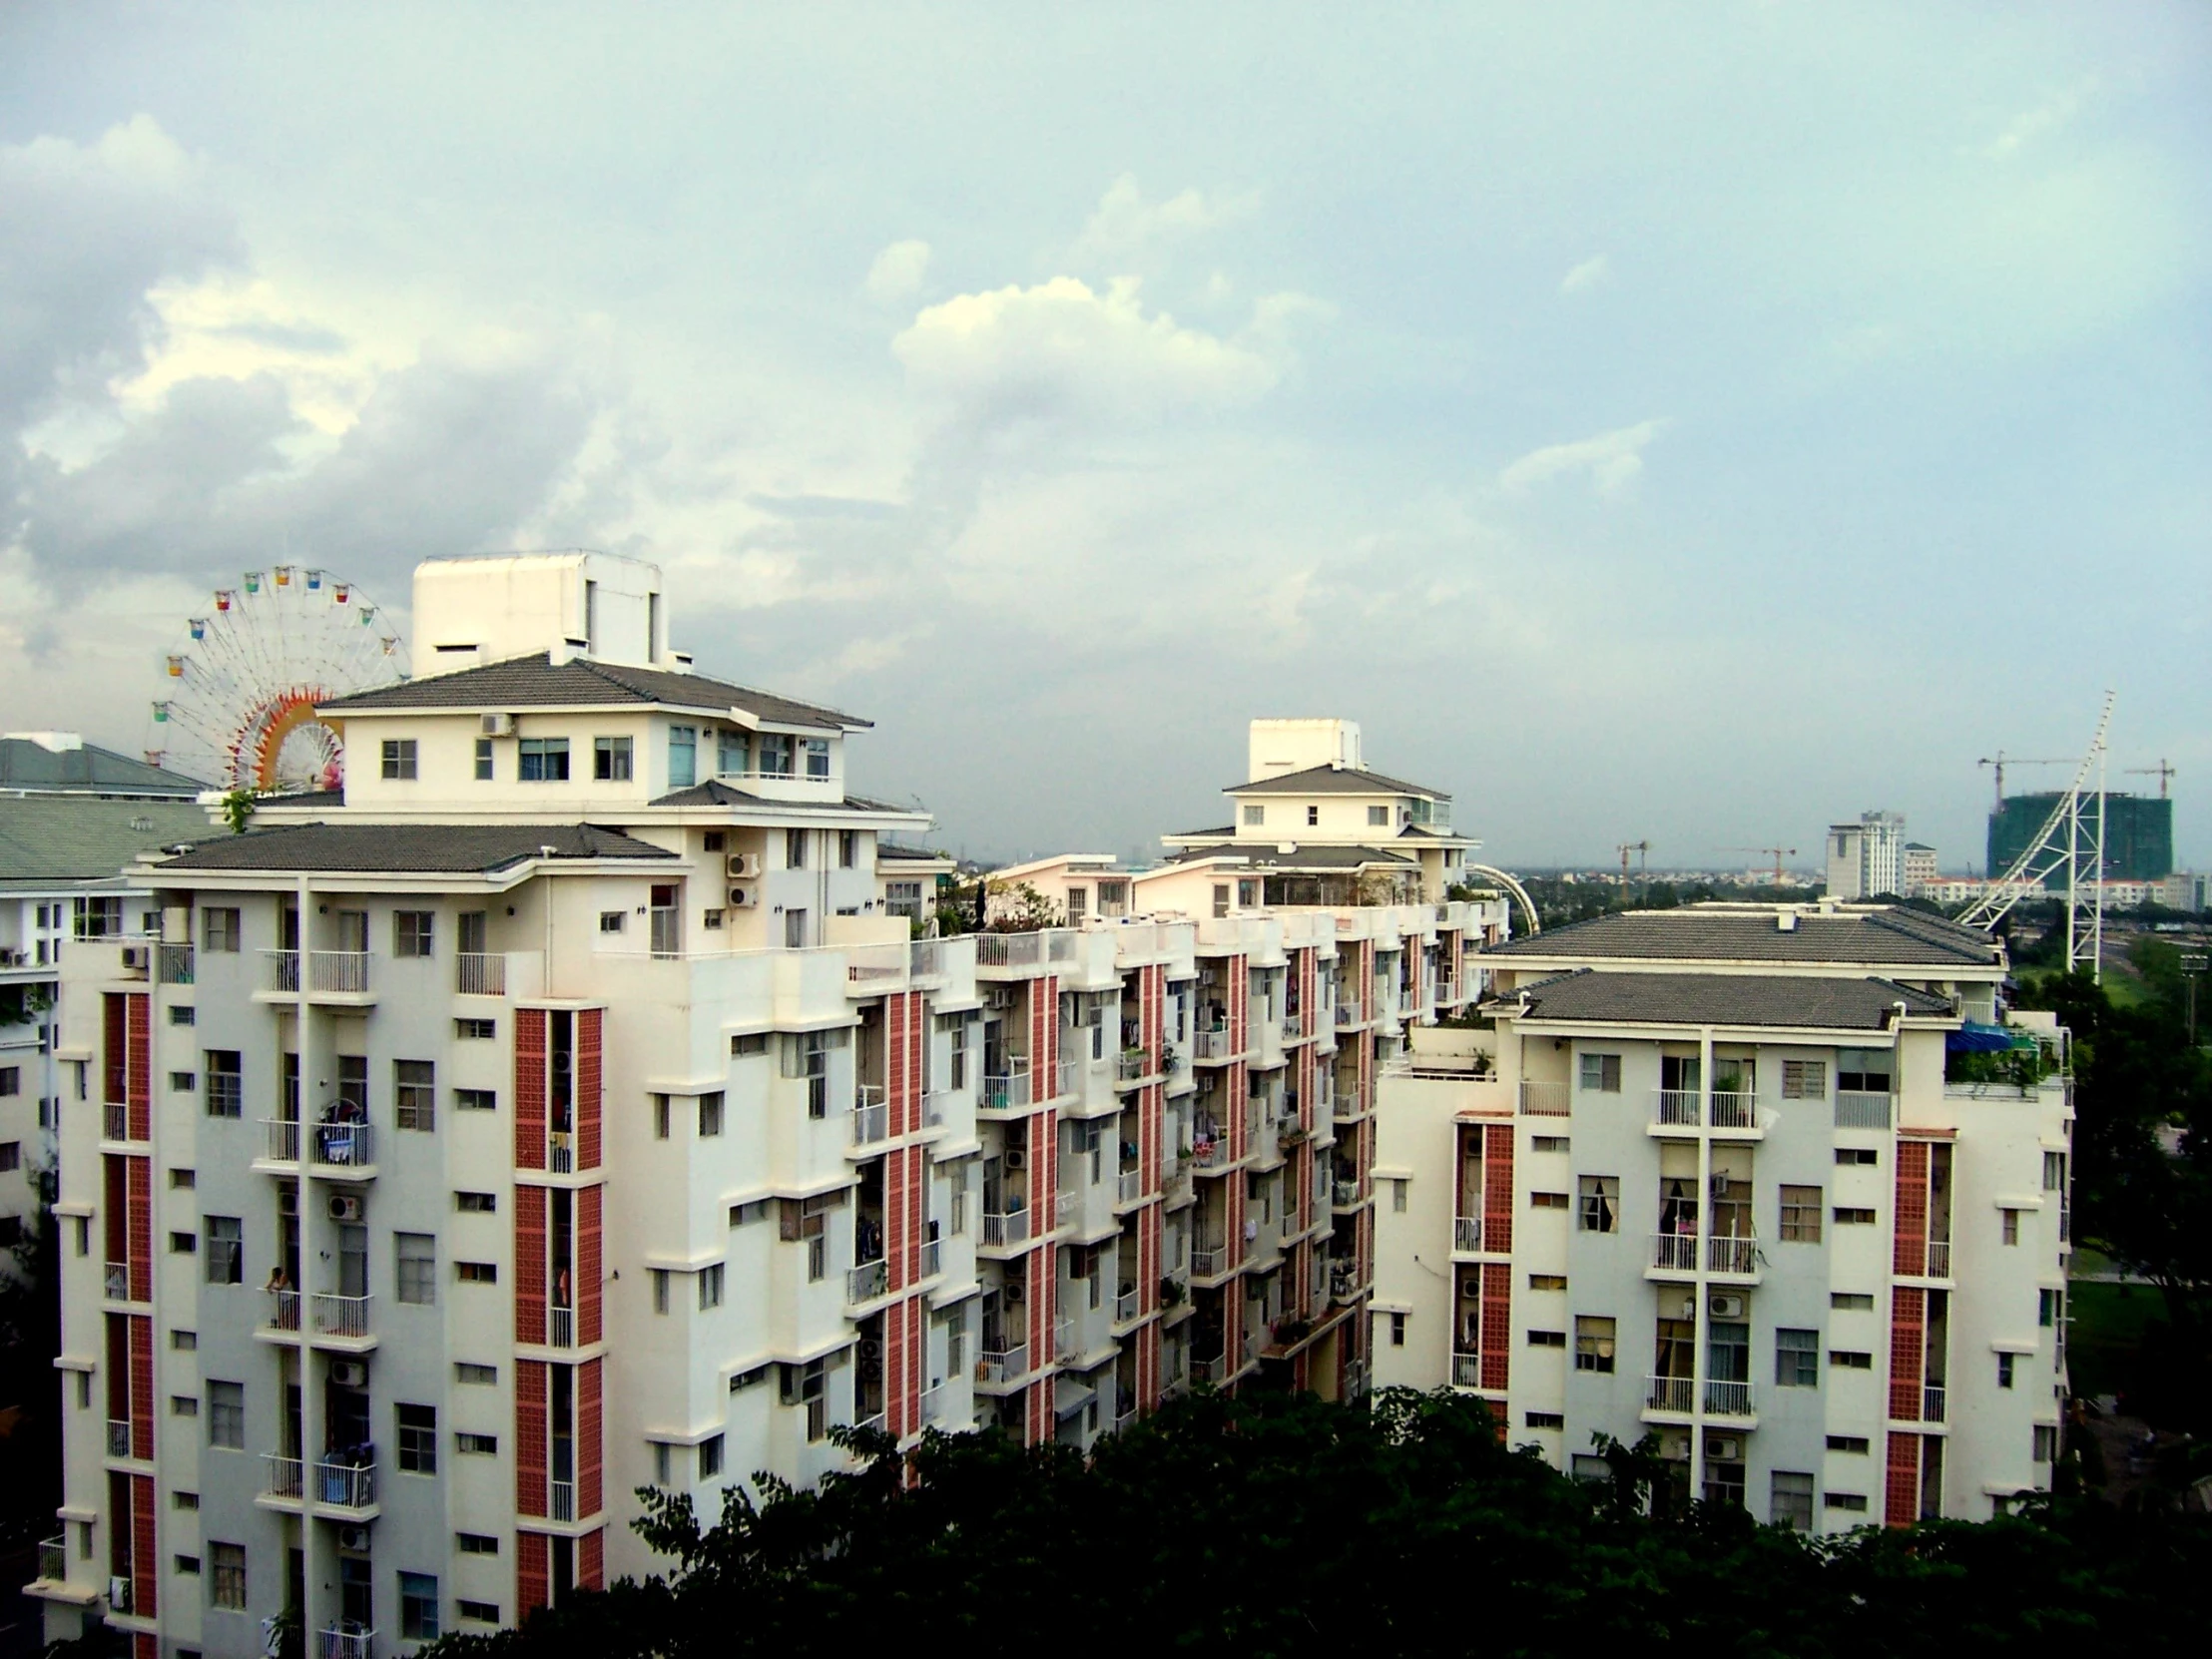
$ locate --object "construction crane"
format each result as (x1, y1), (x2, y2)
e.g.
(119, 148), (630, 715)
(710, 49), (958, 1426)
(1728, 845), (1798, 885)
(1976, 752), (2076, 810)
(1615, 840), (1649, 890)
(2124, 760), (2176, 799)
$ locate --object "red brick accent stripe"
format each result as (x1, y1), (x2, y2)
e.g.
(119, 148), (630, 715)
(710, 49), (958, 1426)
(579, 1526), (605, 1592)
(125, 993), (151, 1141)
(1885, 1431), (1920, 1527)
(1482, 1124), (1514, 1256)
(514, 1008), (547, 1171)
(513, 1185), (546, 1347)
(577, 1183), (603, 1346)
(1889, 1286), (1925, 1421)
(576, 1007), (603, 1170)
(1479, 1262), (1511, 1391)
(516, 1360), (548, 1517)
(125, 1156), (153, 1303)
(579, 1357), (603, 1517)
(1894, 1139), (1929, 1277)
(128, 1314), (154, 1460)
(516, 1530), (549, 1617)
(130, 1471), (157, 1616)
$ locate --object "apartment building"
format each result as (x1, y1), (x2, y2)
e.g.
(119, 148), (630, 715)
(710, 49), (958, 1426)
(1826, 812), (1907, 901)
(1373, 901), (2073, 1532)
(28, 555), (1506, 1658)
(0, 735), (209, 1259)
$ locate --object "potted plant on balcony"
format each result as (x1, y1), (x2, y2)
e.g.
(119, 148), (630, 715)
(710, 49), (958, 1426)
(1159, 1275), (1185, 1308)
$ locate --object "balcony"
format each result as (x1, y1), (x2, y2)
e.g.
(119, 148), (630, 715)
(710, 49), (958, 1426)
(1282, 1010), (1305, 1041)
(1193, 1136), (1235, 1171)
(1190, 1246), (1226, 1280)
(550, 1478), (576, 1521)
(1655, 1089), (1700, 1127)
(1453, 1217), (1486, 1253)
(36, 1535), (63, 1585)
(920, 1238), (941, 1277)
(851, 1088), (889, 1148)
(1334, 1086), (1365, 1121)
(310, 1292), (372, 1341)
(313, 1458), (375, 1510)
(456, 952), (506, 996)
(921, 1090), (950, 1128)
(156, 943), (194, 985)
(548, 1130), (574, 1174)
(1117, 1169), (1144, 1206)
(1115, 1287), (1140, 1324)
(262, 1118), (301, 1164)
(548, 1305), (574, 1349)
(1651, 1232), (1699, 1272)
(267, 1289), (301, 1334)
(319, 1625), (374, 1659)
(1054, 1319), (1078, 1364)
(106, 1418), (130, 1458)
(980, 1067), (1033, 1113)
(1451, 1353), (1482, 1388)
(1708, 1235), (1759, 1276)
(1646, 1375), (1694, 1414)
(1652, 1090), (1756, 1130)
(1193, 1027), (1237, 1061)
(101, 1103), (129, 1143)
(309, 1122), (374, 1171)
(1704, 1381), (1755, 1417)
(1191, 1352), (1231, 1385)
(1834, 1090), (1893, 1130)
(1115, 1049), (1150, 1083)
(262, 950), (373, 997)
(980, 1209), (1030, 1249)
(1518, 1080), (1568, 1117)
(1333, 1179), (1361, 1208)
(976, 1346), (1029, 1385)
(847, 1259), (888, 1305)
(1056, 1055), (1079, 1099)
(103, 1262), (128, 1302)
(920, 1384), (945, 1425)
(1335, 1000), (1363, 1029)
(1923, 1383), (1947, 1422)
(262, 1452), (303, 1500)
(1922, 1240), (1951, 1279)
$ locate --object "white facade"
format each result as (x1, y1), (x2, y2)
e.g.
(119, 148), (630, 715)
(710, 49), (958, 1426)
(1826, 812), (1907, 901)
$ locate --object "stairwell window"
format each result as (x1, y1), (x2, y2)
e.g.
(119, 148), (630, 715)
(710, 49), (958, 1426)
(380, 740), (417, 781)
(204, 1051), (243, 1119)
(518, 738), (570, 782)
(1771, 1471), (1815, 1532)
(699, 1263), (724, 1310)
(2001, 1208), (2019, 1245)
(697, 1092), (724, 1137)
(667, 727), (696, 790)
(395, 1061), (435, 1131)
(207, 1382), (245, 1449)
(397, 1403), (438, 1473)
(1577, 1176), (1619, 1233)
(1780, 1185), (1823, 1242)
(596, 736), (634, 782)
(210, 1542), (247, 1610)
(205, 1217), (243, 1284)
(396, 1235), (436, 1305)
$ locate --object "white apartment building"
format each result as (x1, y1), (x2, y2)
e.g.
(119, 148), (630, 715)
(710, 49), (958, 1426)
(1373, 901), (2073, 1532)
(1826, 812), (1908, 901)
(30, 557), (1505, 1658)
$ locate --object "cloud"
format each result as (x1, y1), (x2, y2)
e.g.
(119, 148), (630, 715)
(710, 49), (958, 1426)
(1069, 174), (1254, 266)
(1561, 255), (1609, 294)
(862, 239), (931, 302)
(1498, 419), (1666, 497)
(1983, 82), (2093, 161)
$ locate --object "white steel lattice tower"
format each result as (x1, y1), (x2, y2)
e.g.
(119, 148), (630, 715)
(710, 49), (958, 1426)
(1959, 693), (2112, 982)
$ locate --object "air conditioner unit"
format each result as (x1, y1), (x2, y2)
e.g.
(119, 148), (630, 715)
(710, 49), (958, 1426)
(336, 1524), (371, 1552)
(120, 946), (147, 970)
(985, 987), (1019, 1011)
(858, 1338), (882, 1362)
(278, 1184), (297, 1216)
(327, 1194), (363, 1223)
(726, 852), (761, 879)
(1004, 1278), (1025, 1303)
(480, 713), (515, 737)
(1003, 1149), (1027, 1170)
(1709, 1293), (1747, 1320)
(1707, 1435), (1742, 1461)
(330, 1361), (368, 1387)
(727, 885), (758, 909)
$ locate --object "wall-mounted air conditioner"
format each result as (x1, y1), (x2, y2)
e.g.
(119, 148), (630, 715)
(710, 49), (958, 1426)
(1003, 1149), (1027, 1170)
(1709, 1293), (1747, 1320)
(336, 1524), (371, 1552)
(726, 853), (761, 879)
(1707, 1436), (1742, 1460)
(727, 885), (758, 909)
(327, 1194), (363, 1223)
(330, 1361), (368, 1387)
(119, 946), (147, 970)
(480, 713), (515, 737)
(1004, 1278), (1025, 1303)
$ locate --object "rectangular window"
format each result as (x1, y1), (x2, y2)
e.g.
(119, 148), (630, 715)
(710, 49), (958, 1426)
(2001, 1208), (2019, 1246)
(717, 729), (750, 775)
(1388, 1311), (1406, 1347)
(1780, 1185), (1823, 1242)
(393, 911), (434, 957)
(172, 1330), (197, 1351)
(1836, 1147), (1878, 1166)
(1825, 1491), (1869, 1513)
(1577, 1053), (1621, 1093)
(207, 1382), (245, 1449)
(732, 1032), (769, 1059)
(1781, 1059), (1827, 1099)
(171, 1070), (197, 1093)
(457, 1533), (499, 1555)
(838, 829), (858, 868)
(699, 1263), (724, 1310)
(1367, 805), (1388, 827)
(595, 736), (634, 782)
(2043, 1151), (2065, 1191)
(1771, 1470), (1815, 1532)
(785, 828), (808, 869)
(171, 1230), (197, 1254)
(397, 1402), (437, 1473)
(1574, 1316), (1616, 1373)
(1528, 1273), (1567, 1292)
(172, 1393), (199, 1416)
(210, 1542), (247, 1610)
(805, 739), (830, 779)
(1826, 1434), (1870, 1454)
(1836, 1048), (1893, 1094)
(1530, 1192), (1569, 1211)
(205, 1217), (243, 1284)
(599, 910), (625, 934)
(1830, 1292), (1875, 1311)
(651, 1094), (670, 1140)
(2033, 1425), (2058, 1462)
(518, 738), (570, 782)
(1243, 805), (1265, 827)
(457, 1261), (497, 1285)
(400, 1571), (440, 1641)
(698, 1092), (724, 1137)
(196, 1050), (241, 1118)
(1577, 1175), (1619, 1233)
(1526, 1329), (1566, 1348)
(396, 1234), (437, 1305)
(1531, 1135), (1569, 1153)
(1525, 1410), (1564, 1430)
(1390, 1178), (1408, 1213)
(459, 1600), (500, 1624)
(455, 1363), (496, 1386)
(1829, 1350), (1873, 1370)
(455, 1018), (495, 1040)
(699, 1433), (725, 1479)
(380, 740), (417, 781)
(2039, 1288), (2061, 1328)
(1776, 1328), (1820, 1387)
(474, 738), (493, 780)
(455, 1088), (496, 1112)
(652, 1270), (670, 1315)
(1833, 1207), (1877, 1226)
(1998, 1352), (2015, 1388)
(1212, 883), (1230, 918)
(456, 1192), (496, 1214)
(759, 734), (794, 777)
(170, 1006), (195, 1026)
(395, 1060), (435, 1131)
(456, 1432), (498, 1454)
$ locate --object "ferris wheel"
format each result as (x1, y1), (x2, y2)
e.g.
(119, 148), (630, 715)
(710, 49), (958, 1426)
(145, 566), (407, 794)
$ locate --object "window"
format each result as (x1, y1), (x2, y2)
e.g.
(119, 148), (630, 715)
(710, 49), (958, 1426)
(0, 1142), (19, 1172)
(459, 1600), (500, 1624)
(457, 1261), (497, 1285)
(651, 1094), (670, 1140)
(395, 1402), (438, 1472)
(456, 1432), (498, 1454)
(210, 1542), (247, 1609)
(1833, 1207), (1877, 1226)
(699, 1263), (724, 1310)
(400, 1571), (440, 1641)
(393, 911), (433, 957)
(729, 1200), (771, 1228)
(1782, 1060), (1827, 1099)
(652, 1270), (670, 1314)
(1771, 1470), (1815, 1532)
(455, 1363), (497, 1386)
(1530, 1191), (1569, 1210)
(1388, 1311), (1406, 1347)
(207, 1382), (245, 1448)
(457, 1533), (498, 1555)
(785, 828), (808, 868)
(170, 1005), (196, 1026)
(2001, 1208), (2019, 1246)
(455, 1088), (496, 1112)
(171, 1070), (198, 1093)
(1212, 884), (1230, 918)
(805, 739), (830, 779)
(2043, 1151), (2066, 1191)
(2033, 1424), (2058, 1462)
(1574, 1316), (1616, 1373)
(1827, 1434), (1871, 1454)
(456, 1191), (496, 1214)
(1780, 1185), (1823, 1242)
(171, 1230), (198, 1254)
(595, 736), (634, 782)
(1825, 1491), (1869, 1513)
(172, 1330), (197, 1351)
(1525, 1410), (1564, 1430)
(1836, 1049), (1893, 1094)
(717, 729), (750, 775)
(1830, 1292), (1875, 1311)
(172, 1393), (199, 1416)
(699, 1433), (725, 1479)
(1390, 1178), (1408, 1213)
(397, 1234), (437, 1305)
(395, 1060), (435, 1131)
(782, 1029), (843, 1118)
(1306, 805), (1320, 827)
(455, 1017), (495, 1040)
(838, 830), (858, 868)
(1578, 1053), (1621, 1093)
(474, 738), (494, 780)
(1527, 1329), (1566, 1348)
(781, 1358), (829, 1439)
(1829, 1350), (1873, 1370)
(1237, 879), (1258, 907)
(1776, 1328), (1820, 1387)
(759, 733), (794, 777)
(2039, 1288), (2061, 1328)
(73, 895), (124, 938)
(1836, 1147), (1878, 1166)
(1998, 1352), (2015, 1388)
(703, 908), (724, 930)
(698, 1092), (724, 1137)
(599, 910), (625, 934)
(1531, 1135), (1569, 1153)
(380, 740), (417, 781)
(518, 737), (570, 782)
(173, 1491), (199, 1509)
(1528, 1273), (1567, 1292)
(1368, 805), (1388, 827)
(206, 1217), (243, 1284)
(732, 1032), (769, 1059)
(1577, 1176), (1619, 1233)
(1243, 805), (1265, 827)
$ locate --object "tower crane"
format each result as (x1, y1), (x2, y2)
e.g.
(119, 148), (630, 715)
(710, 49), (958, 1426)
(1615, 840), (1649, 890)
(1976, 752), (2075, 810)
(2124, 760), (2176, 799)
(1728, 845), (1798, 885)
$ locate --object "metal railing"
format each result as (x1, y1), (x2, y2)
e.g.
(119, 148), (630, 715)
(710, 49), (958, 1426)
(1190, 1246), (1224, 1279)
(548, 1306), (574, 1348)
(550, 1478), (575, 1521)
(981, 1209), (1030, 1248)
(1834, 1090), (1893, 1130)
(264, 948), (300, 992)
(1707, 1235), (1759, 1276)
(102, 1103), (129, 1142)
(1923, 1383), (1947, 1422)
(156, 943), (194, 985)
(1194, 1027), (1237, 1060)
(310, 1122), (374, 1168)
(1192, 1352), (1230, 1384)
(1454, 1217), (1485, 1253)
(262, 1118), (300, 1162)
(1655, 1089), (1702, 1126)
(1646, 1375), (1694, 1413)
(1519, 1080), (1568, 1116)
(313, 1459), (375, 1508)
(1116, 1050), (1150, 1082)
(850, 1090), (889, 1147)
(1452, 1353), (1482, 1388)
(37, 1535), (64, 1584)
(1924, 1240), (1951, 1278)
(1118, 1169), (1143, 1205)
(980, 1067), (1033, 1112)
(1704, 1380), (1755, 1417)
(1282, 1010), (1304, 1040)
(310, 1292), (372, 1339)
(1116, 1288), (1140, 1324)
(977, 1346), (1028, 1384)
(1193, 1137), (1235, 1170)
(309, 950), (370, 993)
(1335, 1000), (1363, 1029)
(456, 952), (506, 995)
(1055, 1319), (1078, 1362)
(920, 1239), (941, 1277)
(1651, 1232), (1699, 1271)
(847, 1260), (888, 1304)
(103, 1262), (128, 1302)
(268, 1289), (300, 1333)
(973, 931), (1077, 968)
(548, 1130), (573, 1174)
(263, 1452), (303, 1499)
(1333, 1179), (1360, 1207)
(319, 1626), (374, 1659)
(106, 1417), (130, 1457)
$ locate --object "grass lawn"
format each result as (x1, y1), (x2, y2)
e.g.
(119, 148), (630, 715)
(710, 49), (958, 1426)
(2066, 1277), (2169, 1399)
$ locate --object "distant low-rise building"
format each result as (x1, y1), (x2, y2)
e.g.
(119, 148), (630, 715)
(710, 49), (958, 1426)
(1901, 843), (1937, 898)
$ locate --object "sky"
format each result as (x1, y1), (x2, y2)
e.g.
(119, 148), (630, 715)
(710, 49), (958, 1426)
(1, 2), (2207, 872)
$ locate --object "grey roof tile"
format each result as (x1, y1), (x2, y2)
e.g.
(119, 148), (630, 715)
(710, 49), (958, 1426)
(0, 799), (216, 888)
(1489, 969), (1956, 1030)
(1480, 904), (1998, 968)
(319, 653), (868, 730)
(0, 738), (206, 797)
(150, 822), (676, 874)
(1226, 763), (1449, 800)
(646, 779), (911, 812)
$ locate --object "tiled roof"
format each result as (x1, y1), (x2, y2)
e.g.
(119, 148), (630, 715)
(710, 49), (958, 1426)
(1490, 969), (1957, 1030)
(319, 653), (869, 730)
(647, 780), (909, 813)
(149, 822), (676, 874)
(0, 799), (215, 888)
(1226, 764), (1449, 800)
(0, 738), (207, 797)
(1160, 842), (1415, 870)
(1480, 904), (1998, 968)
(1164, 825), (1237, 839)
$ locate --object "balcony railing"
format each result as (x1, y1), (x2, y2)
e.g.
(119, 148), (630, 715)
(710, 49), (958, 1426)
(920, 1239), (941, 1277)
(1057, 1055), (1079, 1098)
(1710, 1092), (1757, 1129)
(102, 1103), (129, 1143)
(310, 1292), (372, 1339)
(264, 948), (299, 992)
(1704, 1380), (1755, 1417)
(550, 1478), (575, 1521)
(2058, 1206), (2071, 1244)
(1190, 1246), (1224, 1279)
(456, 952), (506, 995)
(1115, 1288), (1139, 1324)
(319, 1626), (374, 1659)
(313, 1458), (375, 1508)
(267, 1289), (300, 1333)
(1194, 1028), (1237, 1061)
(1655, 1089), (1701, 1126)
(973, 931), (1078, 969)
(1454, 1217), (1485, 1253)
(851, 1089), (889, 1147)
(1333, 1179), (1360, 1207)
(1652, 1232), (1699, 1272)
(1707, 1234), (1759, 1276)
(1646, 1375), (1694, 1413)
(156, 943), (194, 985)
(1118, 1169), (1143, 1205)
(1834, 1090), (1894, 1130)
(106, 1417), (130, 1457)
(847, 1259), (888, 1305)
(310, 1122), (374, 1168)
(980, 1068), (1033, 1112)
(548, 1130), (573, 1173)
(548, 1305), (574, 1349)
(263, 1452), (303, 1499)
(1193, 1137), (1234, 1170)
(262, 1118), (300, 1162)
(1335, 1000), (1363, 1029)
(977, 1346), (1028, 1384)
(1192, 1352), (1230, 1385)
(1923, 1383), (1946, 1422)
(309, 950), (370, 993)
(1452, 1353), (1482, 1388)
(1923, 1240), (1951, 1279)
(920, 1384), (945, 1424)
(103, 1262), (128, 1302)
(1055, 1319), (1077, 1363)
(1116, 1049), (1150, 1082)
(922, 1090), (950, 1128)
(981, 1209), (1030, 1248)
(1519, 1080), (1568, 1117)
(36, 1534), (64, 1584)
